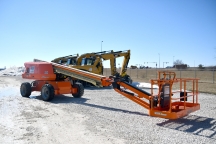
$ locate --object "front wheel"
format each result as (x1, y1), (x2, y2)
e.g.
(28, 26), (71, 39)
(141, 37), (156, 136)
(41, 84), (55, 101)
(72, 82), (84, 98)
(20, 82), (32, 97)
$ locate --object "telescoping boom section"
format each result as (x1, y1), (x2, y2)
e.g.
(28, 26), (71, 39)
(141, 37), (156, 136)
(20, 61), (200, 119)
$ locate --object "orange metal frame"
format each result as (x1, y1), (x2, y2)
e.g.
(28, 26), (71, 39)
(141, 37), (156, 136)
(111, 71), (200, 119)
(22, 61), (112, 95)
(31, 80), (78, 95)
(148, 71), (200, 119)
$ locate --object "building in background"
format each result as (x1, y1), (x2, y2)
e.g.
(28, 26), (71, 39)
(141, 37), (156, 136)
(0, 66), (6, 71)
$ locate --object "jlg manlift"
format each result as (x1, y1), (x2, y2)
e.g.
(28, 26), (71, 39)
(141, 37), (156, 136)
(20, 60), (200, 119)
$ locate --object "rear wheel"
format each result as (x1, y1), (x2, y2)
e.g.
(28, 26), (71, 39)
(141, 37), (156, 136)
(41, 84), (55, 101)
(128, 77), (133, 84)
(124, 75), (133, 84)
(20, 82), (31, 97)
(82, 81), (88, 87)
(75, 79), (88, 87)
(72, 82), (84, 98)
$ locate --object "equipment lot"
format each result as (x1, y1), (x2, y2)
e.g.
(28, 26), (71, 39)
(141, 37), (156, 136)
(0, 76), (216, 144)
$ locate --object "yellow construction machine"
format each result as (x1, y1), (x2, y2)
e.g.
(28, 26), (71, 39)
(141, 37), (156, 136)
(51, 54), (79, 65)
(51, 50), (132, 86)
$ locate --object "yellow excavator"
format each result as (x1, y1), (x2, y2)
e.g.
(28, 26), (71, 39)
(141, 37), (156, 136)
(51, 50), (132, 86)
(51, 54), (79, 65)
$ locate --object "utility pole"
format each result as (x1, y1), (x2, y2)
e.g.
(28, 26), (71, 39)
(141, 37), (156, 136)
(101, 41), (103, 52)
(147, 62), (157, 78)
(144, 62), (148, 78)
(173, 56), (175, 67)
(158, 53), (160, 68)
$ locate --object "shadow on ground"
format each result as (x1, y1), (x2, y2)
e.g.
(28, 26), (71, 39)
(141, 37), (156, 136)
(30, 94), (148, 116)
(157, 115), (216, 139)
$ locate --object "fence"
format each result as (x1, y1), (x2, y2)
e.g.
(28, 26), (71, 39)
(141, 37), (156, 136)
(103, 68), (216, 84)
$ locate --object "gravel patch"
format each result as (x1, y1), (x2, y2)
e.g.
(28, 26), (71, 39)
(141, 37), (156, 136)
(53, 88), (216, 143)
(0, 76), (216, 143)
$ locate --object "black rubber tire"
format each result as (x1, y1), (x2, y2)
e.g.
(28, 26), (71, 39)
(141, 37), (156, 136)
(20, 82), (32, 97)
(124, 76), (133, 84)
(41, 84), (55, 101)
(72, 82), (84, 98)
(81, 81), (88, 87)
(75, 79), (88, 87)
(127, 77), (133, 84)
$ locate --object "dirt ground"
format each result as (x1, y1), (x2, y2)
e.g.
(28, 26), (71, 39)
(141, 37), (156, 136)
(0, 76), (123, 144)
(1, 76), (216, 144)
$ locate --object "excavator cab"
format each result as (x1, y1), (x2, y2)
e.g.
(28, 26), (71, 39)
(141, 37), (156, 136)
(51, 54), (79, 66)
(81, 58), (95, 66)
(66, 58), (76, 66)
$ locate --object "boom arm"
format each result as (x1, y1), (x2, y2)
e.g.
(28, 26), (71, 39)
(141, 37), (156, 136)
(99, 50), (130, 77)
(112, 77), (151, 109)
(119, 50), (130, 77)
(107, 50), (130, 77)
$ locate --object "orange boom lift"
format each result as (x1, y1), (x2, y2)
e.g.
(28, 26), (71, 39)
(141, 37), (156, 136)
(20, 60), (200, 119)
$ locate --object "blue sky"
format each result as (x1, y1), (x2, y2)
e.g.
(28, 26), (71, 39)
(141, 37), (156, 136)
(0, 0), (216, 68)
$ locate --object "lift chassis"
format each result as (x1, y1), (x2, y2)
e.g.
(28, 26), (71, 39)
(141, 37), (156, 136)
(20, 61), (200, 119)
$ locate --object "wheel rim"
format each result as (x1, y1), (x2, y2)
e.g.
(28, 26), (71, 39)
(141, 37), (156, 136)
(42, 87), (49, 99)
(21, 85), (26, 95)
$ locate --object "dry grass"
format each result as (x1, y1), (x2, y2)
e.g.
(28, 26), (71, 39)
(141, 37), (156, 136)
(104, 68), (216, 94)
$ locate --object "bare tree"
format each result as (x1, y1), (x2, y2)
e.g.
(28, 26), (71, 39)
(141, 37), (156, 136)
(174, 59), (184, 65)
(198, 64), (205, 70)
